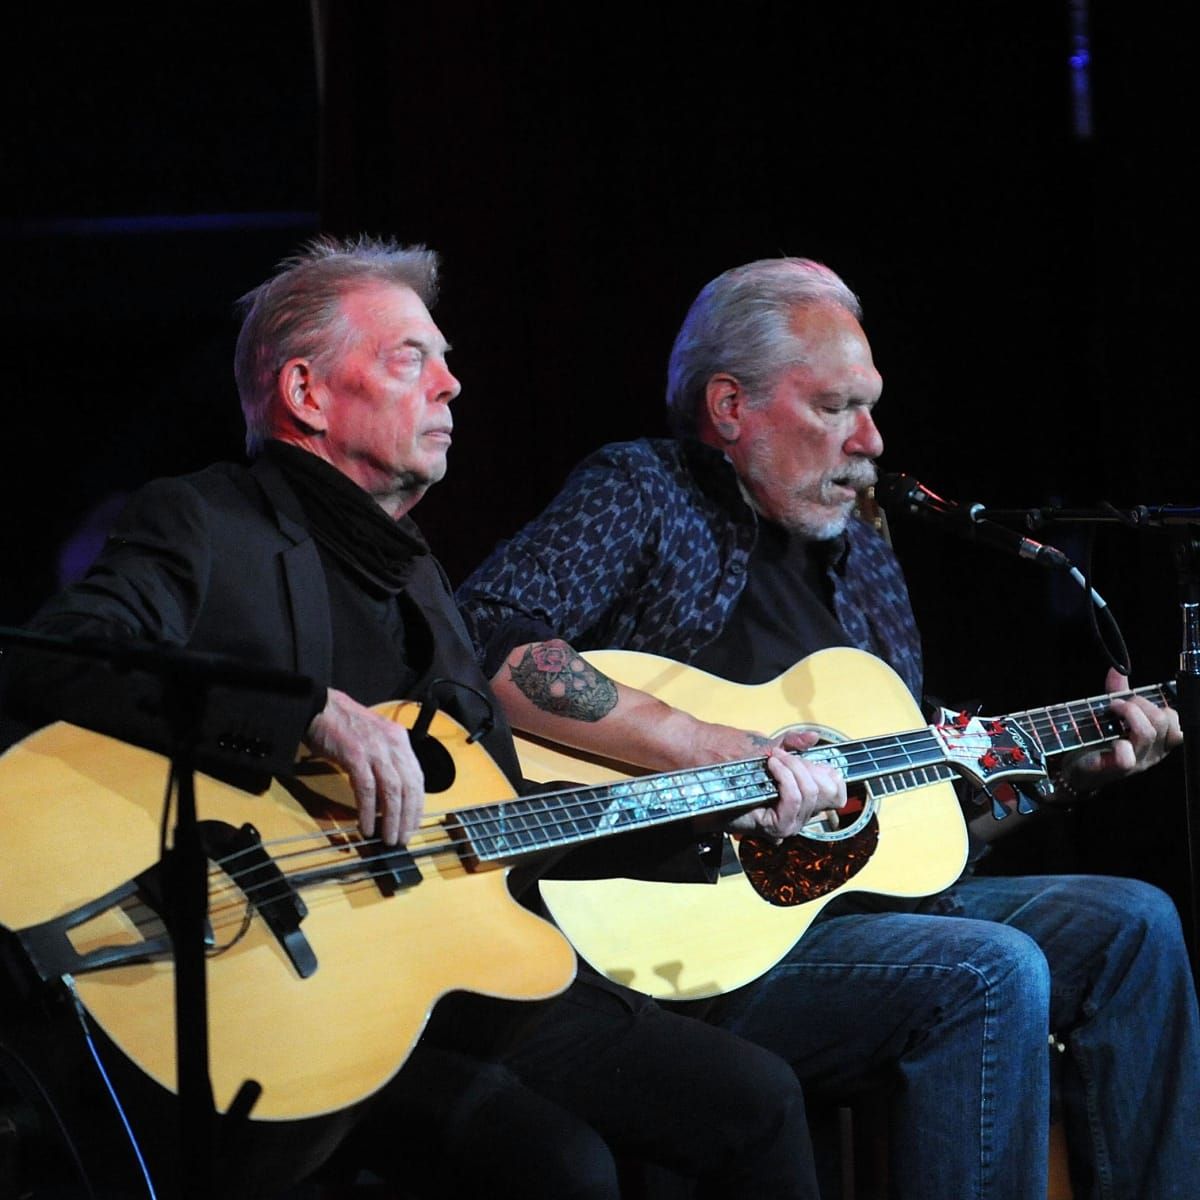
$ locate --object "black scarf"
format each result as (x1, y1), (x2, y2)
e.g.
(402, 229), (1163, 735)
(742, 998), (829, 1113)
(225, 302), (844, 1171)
(264, 441), (429, 594)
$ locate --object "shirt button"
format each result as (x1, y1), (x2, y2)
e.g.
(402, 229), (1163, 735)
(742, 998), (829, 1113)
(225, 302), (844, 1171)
(730, 560), (747, 575)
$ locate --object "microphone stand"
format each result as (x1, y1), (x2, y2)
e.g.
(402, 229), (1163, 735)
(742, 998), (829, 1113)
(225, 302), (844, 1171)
(977, 503), (1200, 530)
(973, 504), (1200, 982)
(0, 627), (313, 1197)
(1168, 528), (1200, 989)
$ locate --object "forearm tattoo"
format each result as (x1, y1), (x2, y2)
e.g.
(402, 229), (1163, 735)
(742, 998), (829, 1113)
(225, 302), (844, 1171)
(507, 641), (618, 721)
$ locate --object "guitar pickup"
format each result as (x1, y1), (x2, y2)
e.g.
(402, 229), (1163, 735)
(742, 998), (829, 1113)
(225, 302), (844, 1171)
(202, 820), (317, 979)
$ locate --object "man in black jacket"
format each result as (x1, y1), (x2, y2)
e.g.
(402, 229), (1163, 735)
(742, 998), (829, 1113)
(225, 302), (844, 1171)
(1, 237), (836, 1200)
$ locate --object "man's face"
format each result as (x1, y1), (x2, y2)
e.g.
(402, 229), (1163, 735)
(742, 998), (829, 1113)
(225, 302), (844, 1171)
(727, 302), (884, 539)
(313, 283), (461, 514)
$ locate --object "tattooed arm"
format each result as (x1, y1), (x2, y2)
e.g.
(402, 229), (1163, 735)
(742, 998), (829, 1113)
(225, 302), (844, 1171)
(490, 639), (845, 839)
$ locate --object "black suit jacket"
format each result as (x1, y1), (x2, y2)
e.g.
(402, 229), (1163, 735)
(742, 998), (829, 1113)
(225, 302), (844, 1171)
(3, 458), (355, 783)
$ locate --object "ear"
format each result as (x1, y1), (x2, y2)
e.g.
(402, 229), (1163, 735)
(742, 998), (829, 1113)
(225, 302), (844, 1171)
(276, 359), (329, 435)
(702, 373), (750, 444)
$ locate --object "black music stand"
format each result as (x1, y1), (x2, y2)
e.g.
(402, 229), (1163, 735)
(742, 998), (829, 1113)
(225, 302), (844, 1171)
(0, 626), (315, 1198)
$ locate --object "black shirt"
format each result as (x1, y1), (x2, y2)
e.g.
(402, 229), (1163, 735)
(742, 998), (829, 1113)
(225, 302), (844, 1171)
(690, 518), (849, 684)
(266, 440), (524, 790)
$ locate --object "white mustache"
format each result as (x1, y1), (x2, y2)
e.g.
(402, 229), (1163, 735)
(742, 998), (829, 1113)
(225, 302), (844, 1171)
(822, 462), (878, 494)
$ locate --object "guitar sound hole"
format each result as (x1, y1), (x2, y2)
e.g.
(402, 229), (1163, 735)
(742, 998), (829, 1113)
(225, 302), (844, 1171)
(798, 783), (873, 841)
(776, 723), (877, 843)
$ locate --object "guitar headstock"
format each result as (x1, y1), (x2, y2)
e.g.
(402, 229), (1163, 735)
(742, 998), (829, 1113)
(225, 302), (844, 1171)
(932, 710), (1048, 789)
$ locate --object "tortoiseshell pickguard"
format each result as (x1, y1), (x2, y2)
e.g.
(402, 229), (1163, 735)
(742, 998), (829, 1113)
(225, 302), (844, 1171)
(738, 818), (880, 906)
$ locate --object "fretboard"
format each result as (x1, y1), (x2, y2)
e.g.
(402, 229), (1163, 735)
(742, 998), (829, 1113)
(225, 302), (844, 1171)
(457, 726), (952, 863)
(457, 682), (1175, 862)
(1009, 682), (1175, 758)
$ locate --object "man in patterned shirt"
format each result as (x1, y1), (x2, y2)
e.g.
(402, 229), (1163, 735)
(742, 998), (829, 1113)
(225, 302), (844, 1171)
(457, 258), (1196, 1200)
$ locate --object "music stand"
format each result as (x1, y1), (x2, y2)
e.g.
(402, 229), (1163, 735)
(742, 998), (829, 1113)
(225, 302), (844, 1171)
(0, 626), (315, 1198)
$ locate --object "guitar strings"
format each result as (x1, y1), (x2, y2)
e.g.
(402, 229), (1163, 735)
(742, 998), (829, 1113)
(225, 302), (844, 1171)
(229, 683), (1163, 883)
(192, 744), (866, 934)
(203, 728), (1065, 914)
(205, 683), (1171, 909)
(102, 683), (1174, 957)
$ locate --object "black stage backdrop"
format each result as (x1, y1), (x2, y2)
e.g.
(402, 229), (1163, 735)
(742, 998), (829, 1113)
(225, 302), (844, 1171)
(6, 2), (1196, 906)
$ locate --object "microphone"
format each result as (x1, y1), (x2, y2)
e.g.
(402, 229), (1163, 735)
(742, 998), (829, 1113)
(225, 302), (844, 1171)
(875, 472), (1072, 570)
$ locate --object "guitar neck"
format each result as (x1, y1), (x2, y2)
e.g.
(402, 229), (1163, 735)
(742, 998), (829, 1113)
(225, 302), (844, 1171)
(901, 682), (1178, 801)
(1008, 681), (1175, 761)
(455, 724), (989, 864)
(470, 681), (1177, 863)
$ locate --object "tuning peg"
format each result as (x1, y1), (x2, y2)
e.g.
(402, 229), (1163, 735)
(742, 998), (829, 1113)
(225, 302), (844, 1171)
(983, 786), (1010, 821)
(1014, 788), (1039, 815)
(1012, 777), (1055, 814)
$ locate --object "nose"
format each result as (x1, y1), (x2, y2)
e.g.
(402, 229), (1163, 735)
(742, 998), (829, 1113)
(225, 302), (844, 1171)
(846, 407), (883, 459)
(432, 359), (461, 404)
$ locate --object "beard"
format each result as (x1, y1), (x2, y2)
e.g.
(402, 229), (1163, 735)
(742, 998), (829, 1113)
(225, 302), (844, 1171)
(780, 460), (879, 541)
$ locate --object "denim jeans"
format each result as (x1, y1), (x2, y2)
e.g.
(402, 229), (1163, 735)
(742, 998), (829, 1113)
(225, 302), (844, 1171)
(699, 874), (1199, 1200)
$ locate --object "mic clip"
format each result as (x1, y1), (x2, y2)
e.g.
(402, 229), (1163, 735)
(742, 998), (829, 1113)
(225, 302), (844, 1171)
(876, 472), (1072, 570)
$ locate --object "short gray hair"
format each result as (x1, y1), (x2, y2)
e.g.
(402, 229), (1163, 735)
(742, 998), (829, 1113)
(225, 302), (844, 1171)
(665, 257), (862, 437)
(234, 234), (441, 454)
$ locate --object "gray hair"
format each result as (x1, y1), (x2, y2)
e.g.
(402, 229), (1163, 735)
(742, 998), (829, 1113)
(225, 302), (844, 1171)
(665, 257), (862, 437)
(234, 234), (441, 454)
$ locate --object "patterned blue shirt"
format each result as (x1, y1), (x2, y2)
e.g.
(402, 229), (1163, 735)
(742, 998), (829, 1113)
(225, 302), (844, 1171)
(457, 438), (924, 700)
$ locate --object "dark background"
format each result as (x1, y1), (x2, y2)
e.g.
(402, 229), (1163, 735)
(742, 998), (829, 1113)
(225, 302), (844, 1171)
(5, 3), (1196, 911)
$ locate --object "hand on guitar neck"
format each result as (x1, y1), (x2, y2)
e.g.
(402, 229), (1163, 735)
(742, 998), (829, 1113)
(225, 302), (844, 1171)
(967, 666), (1182, 844)
(1063, 667), (1182, 790)
(493, 638), (847, 842)
(707, 727), (847, 842)
(969, 667), (1185, 844)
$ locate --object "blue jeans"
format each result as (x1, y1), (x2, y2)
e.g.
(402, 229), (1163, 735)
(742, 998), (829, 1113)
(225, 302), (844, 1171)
(699, 874), (1199, 1200)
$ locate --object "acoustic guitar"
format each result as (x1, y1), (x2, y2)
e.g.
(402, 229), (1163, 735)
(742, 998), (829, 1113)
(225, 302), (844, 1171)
(0, 702), (574, 1122)
(521, 647), (1175, 1001)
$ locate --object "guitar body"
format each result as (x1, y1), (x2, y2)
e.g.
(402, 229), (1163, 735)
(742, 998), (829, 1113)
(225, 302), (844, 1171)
(0, 703), (576, 1120)
(522, 648), (968, 1000)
